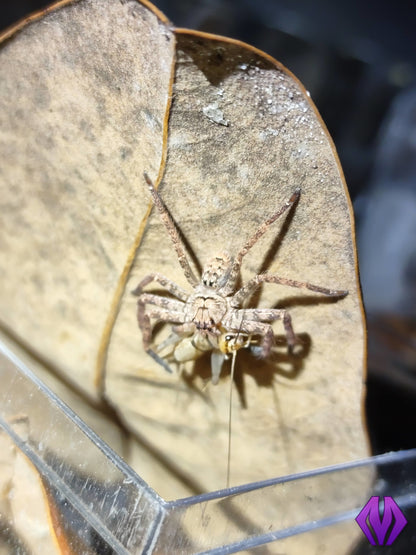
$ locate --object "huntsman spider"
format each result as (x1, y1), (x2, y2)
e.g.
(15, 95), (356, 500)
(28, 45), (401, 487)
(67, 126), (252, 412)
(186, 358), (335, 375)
(133, 174), (347, 384)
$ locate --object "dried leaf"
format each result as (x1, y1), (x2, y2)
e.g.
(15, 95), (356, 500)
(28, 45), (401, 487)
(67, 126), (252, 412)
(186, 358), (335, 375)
(0, 0), (369, 513)
(0, 0), (173, 398)
(0, 420), (66, 554)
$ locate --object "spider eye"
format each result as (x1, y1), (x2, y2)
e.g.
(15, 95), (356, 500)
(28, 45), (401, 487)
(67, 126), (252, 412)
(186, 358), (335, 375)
(225, 335), (232, 341)
(203, 277), (216, 287)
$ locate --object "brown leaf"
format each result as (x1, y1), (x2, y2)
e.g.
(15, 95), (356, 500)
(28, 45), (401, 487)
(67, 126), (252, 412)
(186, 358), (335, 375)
(0, 0), (173, 398)
(0, 0), (369, 519)
(0, 419), (68, 554)
(105, 29), (369, 498)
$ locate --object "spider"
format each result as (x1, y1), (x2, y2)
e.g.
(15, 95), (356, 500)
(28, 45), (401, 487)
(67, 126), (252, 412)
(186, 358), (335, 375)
(132, 173), (348, 383)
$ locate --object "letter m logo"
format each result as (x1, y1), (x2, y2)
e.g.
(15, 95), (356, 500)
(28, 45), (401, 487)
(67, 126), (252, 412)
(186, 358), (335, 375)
(355, 496), (407, 545)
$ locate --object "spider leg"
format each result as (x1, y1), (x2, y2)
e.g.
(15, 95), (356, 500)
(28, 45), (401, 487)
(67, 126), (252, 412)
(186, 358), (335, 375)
(220, 188), (301, 296)
(132, 272), (189, 302)
(143, 173), (199, 287)
(137, 291), (185, 313)
(231, 273), (348, 308)
(137, 293), (185, 350)
(224, 308), (299, 355)
(245, 321), (276, 358)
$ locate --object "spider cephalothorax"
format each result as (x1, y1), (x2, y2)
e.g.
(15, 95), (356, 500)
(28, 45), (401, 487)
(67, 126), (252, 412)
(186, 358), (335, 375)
(132, 173), (347, 383)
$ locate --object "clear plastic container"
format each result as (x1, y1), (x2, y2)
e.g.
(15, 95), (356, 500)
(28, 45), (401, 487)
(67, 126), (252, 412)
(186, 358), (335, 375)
(1, 340), (415, 554)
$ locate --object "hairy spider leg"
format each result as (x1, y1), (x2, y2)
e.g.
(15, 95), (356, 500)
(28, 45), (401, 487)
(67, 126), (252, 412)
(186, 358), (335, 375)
(144, 173), (199, 286)
(220, 188), (301, 295)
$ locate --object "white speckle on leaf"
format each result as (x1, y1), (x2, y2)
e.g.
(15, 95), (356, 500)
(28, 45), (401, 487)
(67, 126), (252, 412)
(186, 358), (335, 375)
(202, 102), (230, 126)
(259, 128), (280, 140)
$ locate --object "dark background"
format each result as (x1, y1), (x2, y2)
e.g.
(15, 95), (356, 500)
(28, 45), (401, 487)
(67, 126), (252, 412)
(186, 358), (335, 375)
(1, 1), (416, 548)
